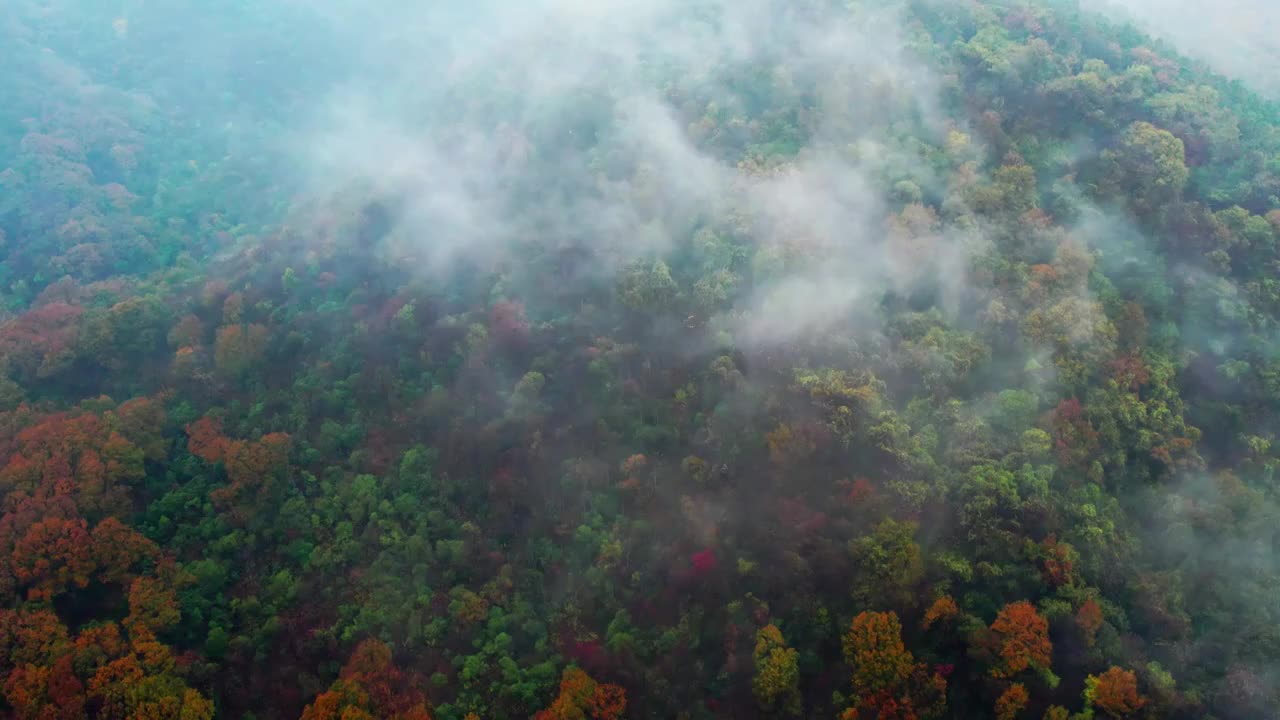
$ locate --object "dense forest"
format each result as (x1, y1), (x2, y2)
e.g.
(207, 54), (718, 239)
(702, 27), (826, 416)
(1, 0), (1279, 718)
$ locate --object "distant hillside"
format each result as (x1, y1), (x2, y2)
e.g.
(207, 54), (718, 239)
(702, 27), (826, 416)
(1086, 0), (1280, 97)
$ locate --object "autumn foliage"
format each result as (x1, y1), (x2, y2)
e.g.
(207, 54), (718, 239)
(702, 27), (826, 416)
(533, 667), (627, 720)
(300, 639), (433, 720)
(922, 596), (959, 631)
(0, 302), (84, 380)
(185, 416), (291, 519)
(0, 399), (208, 719)
(0, 610), (212, 720)
(843, 611), (947, 719)
(1051, 398), (1100, 474)
(994, 683), (1029, 720)
(752, 624), (801, 716)
(1038, 536), (1077, 587)
(2, 1), (1278, 718)
(0, 405), (153, 521)
(1087, 667), (1146, 718)
(213, 322), (269, 376)
(844, 612), (915, 697)
(988, 602), (1052, 679)
(1076, 598), (1104, 647)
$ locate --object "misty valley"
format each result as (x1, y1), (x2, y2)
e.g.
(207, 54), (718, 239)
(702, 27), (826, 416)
(0, 0), (1278, 719)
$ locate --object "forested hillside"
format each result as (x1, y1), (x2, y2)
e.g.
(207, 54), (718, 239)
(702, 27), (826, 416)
(1, 1), (1278, 718)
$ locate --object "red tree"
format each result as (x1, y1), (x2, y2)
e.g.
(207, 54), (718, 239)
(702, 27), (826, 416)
(0, 608), (71, 667)
(988, 602), (1052, 679)
(10, 515), (94, 600)
(300, 640), (432, 720)
(0, 302), (84, 380)
(534, 667), (626, 720)
(995, 683), (1028, 720)
(186, 417), (291, 521)
(1076, 599), (1104, 647)
(185, 417), (230, 464)
(490, 301), (530, 348)
(1051, 398), (1099, 473)
(89, 517), (158, 586)
(213, 323), (269, 376)
(1088, 667), (1146, 718)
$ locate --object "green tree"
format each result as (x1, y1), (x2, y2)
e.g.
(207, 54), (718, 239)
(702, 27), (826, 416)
(849, 519), (925, 609)
(616, 260), (677, 312)
(1099, 121), (1189, 217)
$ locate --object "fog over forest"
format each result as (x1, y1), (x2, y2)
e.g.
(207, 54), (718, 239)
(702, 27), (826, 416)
(0, 1), (1278, 719)
(1088, 0), (1280, 96)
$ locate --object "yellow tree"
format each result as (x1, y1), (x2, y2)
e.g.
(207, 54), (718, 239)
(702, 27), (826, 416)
(752, 625), (801, 716)
(843, 611), (947, 719)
